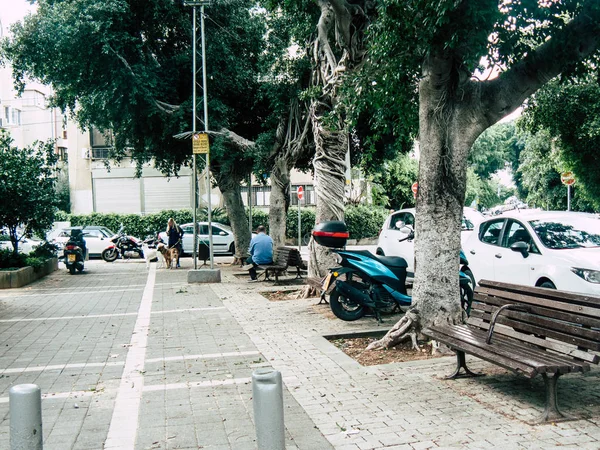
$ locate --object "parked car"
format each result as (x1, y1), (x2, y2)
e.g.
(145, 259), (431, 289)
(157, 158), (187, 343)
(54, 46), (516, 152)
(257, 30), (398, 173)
(52, 226), (116, 257)
(0, 228), (43, 254)
(159, 222), (237, 255)
(463, 210), (600, 295)
(376, 207), (485, 274)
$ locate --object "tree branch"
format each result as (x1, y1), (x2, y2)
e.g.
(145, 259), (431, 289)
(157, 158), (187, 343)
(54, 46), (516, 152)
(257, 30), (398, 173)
(481, 1), (600, 126)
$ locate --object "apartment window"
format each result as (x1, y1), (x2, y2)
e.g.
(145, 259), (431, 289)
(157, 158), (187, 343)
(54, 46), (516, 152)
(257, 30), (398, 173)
(241, 186), (272, 206)
(22, 90), (46, 108)
(4, 106), (21, 126)
(57, 147), (68, 162)
(62, 130), (68, 139)
(91, 147), (111, 160)
(90, 128), (114, 147)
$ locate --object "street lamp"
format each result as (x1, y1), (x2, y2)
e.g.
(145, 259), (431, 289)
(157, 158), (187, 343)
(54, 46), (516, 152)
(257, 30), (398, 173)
(184, 0), (214, 271)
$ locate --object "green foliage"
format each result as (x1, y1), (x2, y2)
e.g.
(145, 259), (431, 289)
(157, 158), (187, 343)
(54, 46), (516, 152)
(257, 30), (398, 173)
(0, 249), (28, 270)
(54, 167), (71, 213)
(285, 208), (316, 240)
(516, 129), (594, 211)
(521, 78), (600, 211)
(345, 206), (389, 241)
(370, 153), (418, 210)
(0, 131), (58, 254)
(469, 123), (524, 179)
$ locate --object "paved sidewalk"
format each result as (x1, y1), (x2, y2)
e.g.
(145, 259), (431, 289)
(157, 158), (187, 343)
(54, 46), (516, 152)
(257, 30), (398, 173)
(1, 259), (600, 449)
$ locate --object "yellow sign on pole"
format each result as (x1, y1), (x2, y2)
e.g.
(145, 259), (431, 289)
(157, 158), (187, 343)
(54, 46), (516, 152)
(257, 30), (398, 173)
(192, 133), (209, 154)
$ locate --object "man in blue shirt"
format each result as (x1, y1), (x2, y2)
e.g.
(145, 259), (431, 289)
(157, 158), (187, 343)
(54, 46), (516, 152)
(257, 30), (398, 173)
(244, 225), (273, 282)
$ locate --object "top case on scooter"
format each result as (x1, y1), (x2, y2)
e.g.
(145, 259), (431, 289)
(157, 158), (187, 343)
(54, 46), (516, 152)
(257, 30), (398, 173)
(312, 221), (349, 248)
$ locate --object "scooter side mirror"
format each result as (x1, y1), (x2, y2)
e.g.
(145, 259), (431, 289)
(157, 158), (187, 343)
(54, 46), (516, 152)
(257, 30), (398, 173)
(510, 241), (530, 258)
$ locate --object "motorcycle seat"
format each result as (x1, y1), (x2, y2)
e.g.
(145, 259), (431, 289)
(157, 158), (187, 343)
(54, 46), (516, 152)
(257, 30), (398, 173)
(374, 255), (408, 268)
(347, 250), (408, 268)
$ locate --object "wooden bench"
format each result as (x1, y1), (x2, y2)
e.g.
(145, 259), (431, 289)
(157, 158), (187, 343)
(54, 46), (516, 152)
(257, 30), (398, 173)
(257, 247), (303, 281)
(423, 279), (600, 422)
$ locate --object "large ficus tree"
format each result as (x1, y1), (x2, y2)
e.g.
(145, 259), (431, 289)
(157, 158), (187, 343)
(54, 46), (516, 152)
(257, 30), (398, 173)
(1, 0), (274, 261)
(351, 0), (600, 349)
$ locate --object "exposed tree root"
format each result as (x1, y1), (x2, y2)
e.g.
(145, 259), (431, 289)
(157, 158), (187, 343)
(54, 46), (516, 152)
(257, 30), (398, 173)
(301, 285), (319, 299)
(366, 310), (420, 351)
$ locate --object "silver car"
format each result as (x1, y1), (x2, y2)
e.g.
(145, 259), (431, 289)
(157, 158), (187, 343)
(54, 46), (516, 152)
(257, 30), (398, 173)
(160, 222), (236, 255)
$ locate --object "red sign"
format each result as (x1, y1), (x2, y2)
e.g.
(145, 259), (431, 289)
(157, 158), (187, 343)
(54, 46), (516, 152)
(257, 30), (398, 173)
(297, 186), (304, 200)
(411, 182), (418, 197)
(560, 172), (576, 186)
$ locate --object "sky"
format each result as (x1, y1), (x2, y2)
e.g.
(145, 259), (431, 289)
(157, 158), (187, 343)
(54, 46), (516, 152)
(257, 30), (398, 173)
(0, 0), (36, 31)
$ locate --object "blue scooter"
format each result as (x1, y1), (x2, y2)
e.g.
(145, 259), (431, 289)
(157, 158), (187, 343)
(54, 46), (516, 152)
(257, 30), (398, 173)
(313, 221), (474, 322)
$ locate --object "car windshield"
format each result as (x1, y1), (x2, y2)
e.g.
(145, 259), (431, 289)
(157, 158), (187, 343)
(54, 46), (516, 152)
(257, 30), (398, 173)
(530, 217), (600, 249)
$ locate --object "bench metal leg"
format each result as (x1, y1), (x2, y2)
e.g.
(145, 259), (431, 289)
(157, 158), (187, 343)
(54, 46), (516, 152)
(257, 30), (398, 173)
(539, 373), (570, 423)
(446, 351), (485, 379)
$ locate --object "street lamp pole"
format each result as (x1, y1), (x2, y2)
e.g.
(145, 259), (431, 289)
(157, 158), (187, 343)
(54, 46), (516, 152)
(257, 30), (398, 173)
(185, 0), (214, 270)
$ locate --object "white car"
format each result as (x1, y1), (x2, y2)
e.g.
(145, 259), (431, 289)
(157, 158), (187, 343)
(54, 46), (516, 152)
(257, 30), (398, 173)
(376, 207), (485, 274)
(159, 222), (237, 255)
(52, 226), (116, 257)
(463, 210), (600, 295)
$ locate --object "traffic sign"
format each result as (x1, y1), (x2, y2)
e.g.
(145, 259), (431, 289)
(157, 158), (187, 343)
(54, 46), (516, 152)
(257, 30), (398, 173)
(192, 133), (209, 154)
(297, 186), (304, 200)
(411, 182), (418, 197)
(560, 171), (576, 186)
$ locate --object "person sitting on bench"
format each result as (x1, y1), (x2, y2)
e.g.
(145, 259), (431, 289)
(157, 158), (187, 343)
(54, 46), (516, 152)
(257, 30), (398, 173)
(243, 225), (273, 282)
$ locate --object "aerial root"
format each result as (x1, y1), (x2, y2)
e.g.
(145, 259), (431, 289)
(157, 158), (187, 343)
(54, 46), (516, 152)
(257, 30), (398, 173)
(366, 310), (420, 351)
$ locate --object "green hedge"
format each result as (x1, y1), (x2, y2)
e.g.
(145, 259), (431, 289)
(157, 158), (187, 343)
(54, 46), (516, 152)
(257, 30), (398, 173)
(58, 205), (389, 241)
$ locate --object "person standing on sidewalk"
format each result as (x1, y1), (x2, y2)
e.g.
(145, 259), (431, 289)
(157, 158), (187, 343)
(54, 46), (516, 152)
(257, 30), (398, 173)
(243, 225), (273, 282)
(166, 218), (184, 268)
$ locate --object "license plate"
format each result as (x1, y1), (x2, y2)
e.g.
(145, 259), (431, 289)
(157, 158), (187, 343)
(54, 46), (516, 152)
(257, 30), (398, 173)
(67, 254), (76, 262)
(322, 273), (334, 291)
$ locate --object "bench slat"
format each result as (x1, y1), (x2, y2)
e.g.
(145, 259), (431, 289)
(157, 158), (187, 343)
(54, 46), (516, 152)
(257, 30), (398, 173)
(471, 301), (600, 344)
(424, 326), (538, 377)
(469, 308), (600, 351)
(479, 280), (600, 307)
(467, 317), (599, 364)
(476, 286), (600, 319)
(473, 293), (600, 329)
(452, 326), (589, 374)
(440, 325), (585, 374)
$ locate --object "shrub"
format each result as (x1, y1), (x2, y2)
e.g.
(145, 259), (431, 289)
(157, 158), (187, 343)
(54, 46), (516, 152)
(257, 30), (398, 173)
(0, 249), (27, 269)
(345, 205), (388, 240)
(286, 208), (316, 240)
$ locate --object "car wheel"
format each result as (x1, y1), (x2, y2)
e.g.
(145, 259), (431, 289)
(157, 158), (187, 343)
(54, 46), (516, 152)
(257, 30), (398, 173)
(229, 242), (235, 255)
(539, 280), (556, 289)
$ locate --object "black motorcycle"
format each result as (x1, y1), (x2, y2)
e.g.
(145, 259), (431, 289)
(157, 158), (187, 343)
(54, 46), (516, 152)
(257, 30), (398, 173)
(64, 229), (87, 274)
(101, 226), (144, 262)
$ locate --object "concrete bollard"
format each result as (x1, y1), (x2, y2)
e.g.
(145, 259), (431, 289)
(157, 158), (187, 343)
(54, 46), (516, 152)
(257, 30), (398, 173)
(252, 369), (285, 450)
(9, 384), (43, 450)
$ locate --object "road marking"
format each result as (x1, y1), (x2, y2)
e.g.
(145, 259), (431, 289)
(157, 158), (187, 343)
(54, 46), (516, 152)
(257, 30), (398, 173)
(0, 390), (96, 404)
(0, 288), (144, 299)
(104, 265), (155, 450)
(0, 307), (225, 323)
(0, 377), (253, 404)
(0, 350), (260, 375)
(143, 377), (252, 392)
(14, 282), (183, 292)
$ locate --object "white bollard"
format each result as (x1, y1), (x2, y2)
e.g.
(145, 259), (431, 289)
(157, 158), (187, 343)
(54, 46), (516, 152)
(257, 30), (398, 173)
(9, 384), (43, 450)
(252, 369), (285, 450)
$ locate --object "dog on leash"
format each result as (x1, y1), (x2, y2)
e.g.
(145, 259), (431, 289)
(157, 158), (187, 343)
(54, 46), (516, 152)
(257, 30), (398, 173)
(157, 243), (178, 269)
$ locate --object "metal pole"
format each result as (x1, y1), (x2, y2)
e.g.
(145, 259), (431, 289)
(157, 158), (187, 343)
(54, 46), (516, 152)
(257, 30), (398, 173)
(192, 7), (198, 270)
(200, 5), (214, 269)
(567, 185), (571, 211)
(298, 197), (301, 251)
(248, 176), (253, 233)
(10, 384), (43, 450)
(252, 369), (285, 450)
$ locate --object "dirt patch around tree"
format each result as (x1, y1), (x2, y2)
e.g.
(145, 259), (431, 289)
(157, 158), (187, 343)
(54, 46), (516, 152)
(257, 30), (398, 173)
(328, 335), (443, 366)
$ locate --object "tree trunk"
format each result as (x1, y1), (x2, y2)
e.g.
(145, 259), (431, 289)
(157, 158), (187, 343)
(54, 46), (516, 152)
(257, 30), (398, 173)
(269, 153), (291, 248)
(219, 178), (251, 265)
(306, 101), (347, 281)
(368, 56), (487, 350)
